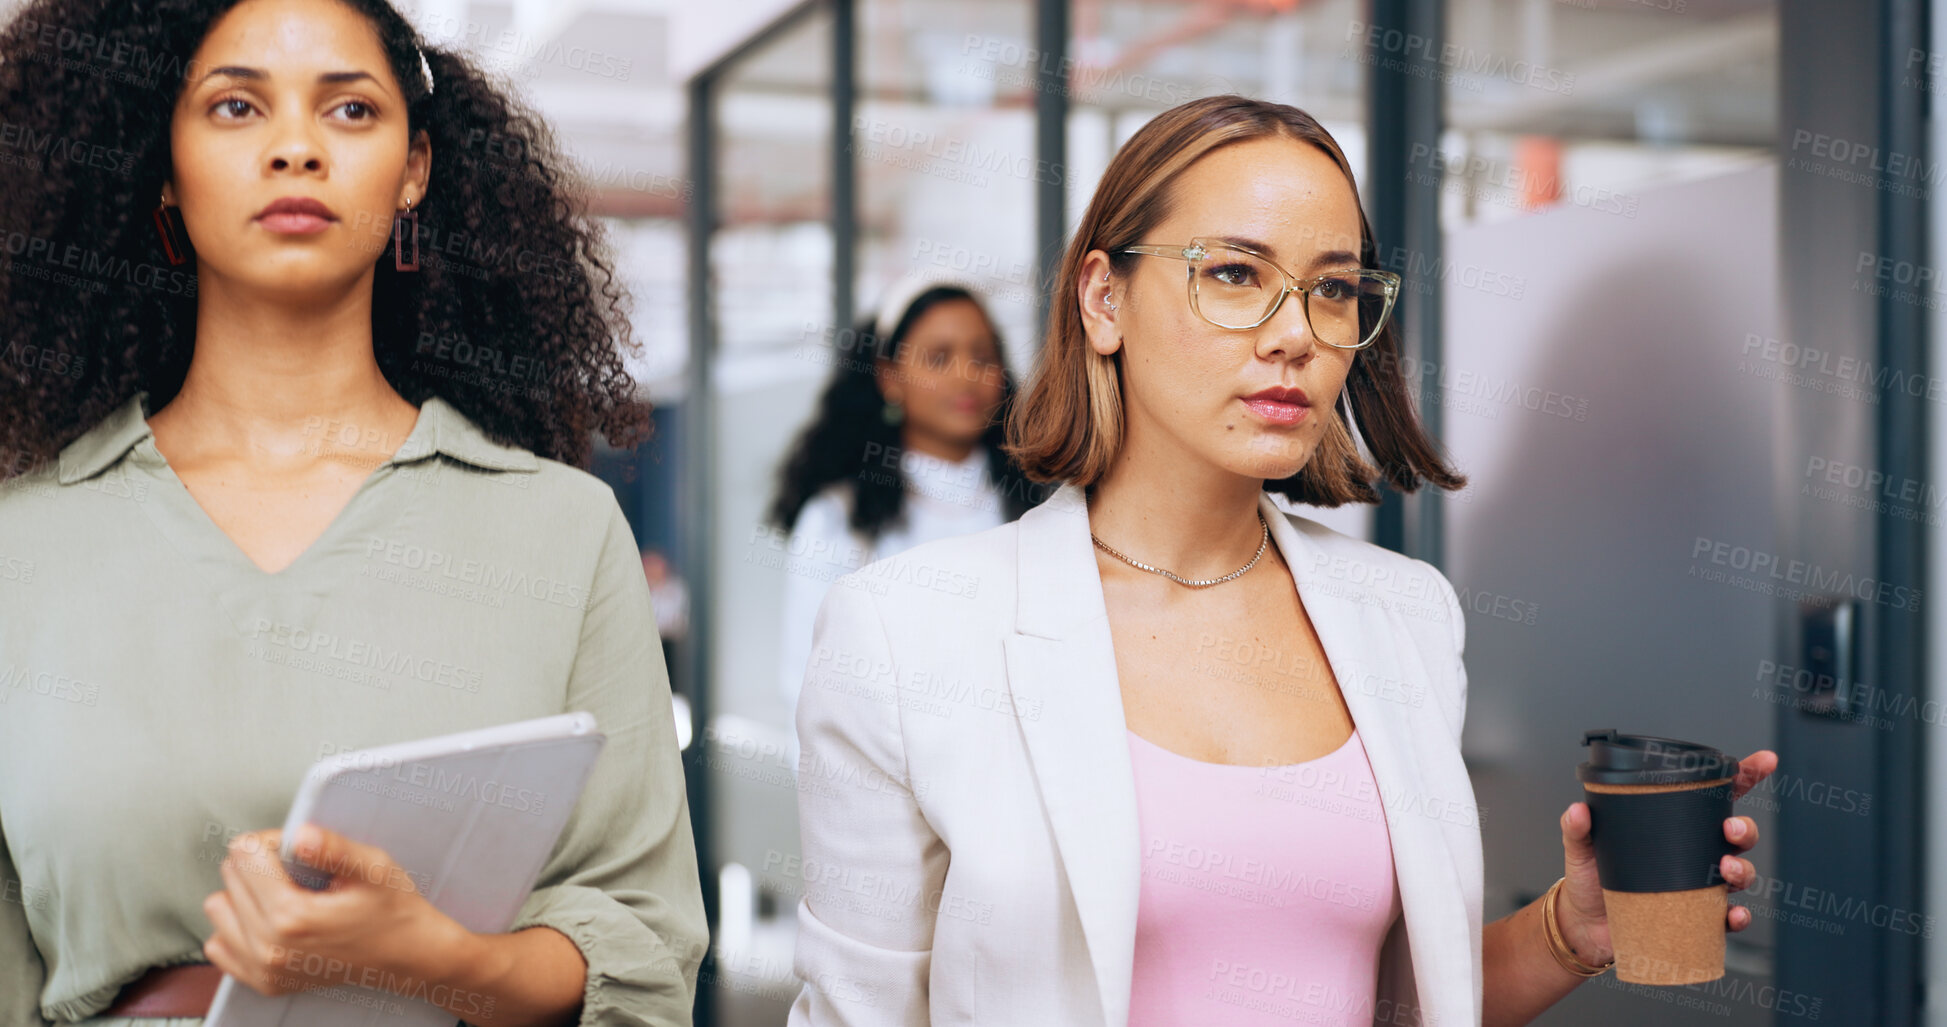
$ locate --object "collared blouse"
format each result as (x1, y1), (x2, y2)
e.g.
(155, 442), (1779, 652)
(0, 392), (706, 1026)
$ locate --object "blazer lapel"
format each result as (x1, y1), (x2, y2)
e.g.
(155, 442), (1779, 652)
(1002, 484), (1141, 1027)
(997, 489), (1474, 1027)
(1263, 496), (1475, 1025)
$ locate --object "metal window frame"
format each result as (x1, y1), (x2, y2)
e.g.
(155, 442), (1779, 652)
(1034, 0), (1068, 337)
(680, 52), (718, 1027)
(1873, 0), (1928, 1014)
(1365, 0), (1446, 564)
(1769, 1), (1929, 1022)
(680, 6), (828, 1024)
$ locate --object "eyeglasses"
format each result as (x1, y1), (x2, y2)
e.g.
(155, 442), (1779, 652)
(1118, 237), (1402, 349)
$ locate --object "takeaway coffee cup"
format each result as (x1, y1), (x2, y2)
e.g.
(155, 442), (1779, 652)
(1577, 729), (1740, 985)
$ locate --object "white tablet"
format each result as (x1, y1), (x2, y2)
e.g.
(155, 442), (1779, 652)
(205, 712), (606, 1027)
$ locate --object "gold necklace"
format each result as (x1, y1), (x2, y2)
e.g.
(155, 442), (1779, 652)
(1090, 511), (1269, 588)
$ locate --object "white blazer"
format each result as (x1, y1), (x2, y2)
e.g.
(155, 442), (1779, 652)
(788, 483), (1485, 1027)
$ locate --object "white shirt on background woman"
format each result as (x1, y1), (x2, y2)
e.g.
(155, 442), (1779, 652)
(776, 444), (1005, 709)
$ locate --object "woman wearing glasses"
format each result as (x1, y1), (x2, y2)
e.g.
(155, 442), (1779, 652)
(788, 95), (1777, 1026)
(0, 0), (702, 1024)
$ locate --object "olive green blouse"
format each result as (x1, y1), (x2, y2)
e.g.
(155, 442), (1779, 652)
(0, 392), (706, 1025)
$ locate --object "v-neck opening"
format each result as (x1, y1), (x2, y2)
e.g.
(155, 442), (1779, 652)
(135, 400), (434, 582)
(1103, 494), (1366, 764)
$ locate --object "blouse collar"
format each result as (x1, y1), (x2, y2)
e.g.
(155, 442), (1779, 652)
(56, 391), (540, 485)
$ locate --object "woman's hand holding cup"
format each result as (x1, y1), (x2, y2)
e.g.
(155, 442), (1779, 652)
(1555, 748), (1780, 976)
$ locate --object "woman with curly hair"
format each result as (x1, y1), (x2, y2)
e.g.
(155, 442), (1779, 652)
(767, 278), (1044, 709)
(0, 0), (705, 1024)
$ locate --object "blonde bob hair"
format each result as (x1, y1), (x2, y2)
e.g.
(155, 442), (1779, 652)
(1006, 95), (1463, 507)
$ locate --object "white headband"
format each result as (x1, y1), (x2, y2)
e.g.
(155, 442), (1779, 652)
(872, 273), (990, 343)
(416, 46), (435, 96)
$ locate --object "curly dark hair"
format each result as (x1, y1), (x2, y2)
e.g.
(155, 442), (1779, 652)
(0, 0), (649, 479)
(769, 286), (1048, 540)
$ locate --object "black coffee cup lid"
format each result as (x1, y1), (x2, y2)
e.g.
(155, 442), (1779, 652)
(1578, 728), (1739, 785)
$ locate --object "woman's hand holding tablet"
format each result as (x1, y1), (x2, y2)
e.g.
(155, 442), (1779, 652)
(203, 712), (608, 1027)
(203, 824), (480, 1002)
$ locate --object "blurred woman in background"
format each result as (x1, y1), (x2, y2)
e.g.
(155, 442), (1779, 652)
(769, 279), (1043, 708)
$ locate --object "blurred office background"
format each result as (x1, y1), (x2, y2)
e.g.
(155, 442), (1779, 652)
(399, 1), (1928, 1024)
(61, 0), (1932, 1021)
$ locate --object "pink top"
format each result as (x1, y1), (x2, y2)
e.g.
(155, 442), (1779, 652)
(1125, 729), (1400, 1027)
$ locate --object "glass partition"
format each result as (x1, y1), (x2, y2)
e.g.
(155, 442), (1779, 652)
(701, 8), (836, 1023)
(1064, 0), (1370, 217)
(1437, 4), (1782, 1024)
(854, 0), (1039, 361)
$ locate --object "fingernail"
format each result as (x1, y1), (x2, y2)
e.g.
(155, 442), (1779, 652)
(1730, 820), (1745, 839)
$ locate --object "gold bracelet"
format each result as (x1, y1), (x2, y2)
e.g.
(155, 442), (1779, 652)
(1542, 877), (1614, 978)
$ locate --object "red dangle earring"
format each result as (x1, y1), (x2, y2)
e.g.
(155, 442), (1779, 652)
(152, 191), (188, 266)
(393, 197), (420, 271)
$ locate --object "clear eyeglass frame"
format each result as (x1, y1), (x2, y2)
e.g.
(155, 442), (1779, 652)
(1117, 237), (1403, 349)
